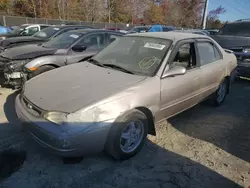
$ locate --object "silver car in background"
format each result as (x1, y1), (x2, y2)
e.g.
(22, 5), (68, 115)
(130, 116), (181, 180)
(15, 32), (237, 160)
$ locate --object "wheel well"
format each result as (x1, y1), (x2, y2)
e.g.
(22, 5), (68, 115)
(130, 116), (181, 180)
(135, 107), (156, 136)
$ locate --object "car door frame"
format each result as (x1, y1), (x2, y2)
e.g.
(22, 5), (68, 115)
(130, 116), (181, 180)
(194, 38), (225, 99)
(157, 38), (203, 121)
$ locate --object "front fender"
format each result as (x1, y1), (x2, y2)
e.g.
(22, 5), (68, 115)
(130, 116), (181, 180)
(25, 55), (66, 70)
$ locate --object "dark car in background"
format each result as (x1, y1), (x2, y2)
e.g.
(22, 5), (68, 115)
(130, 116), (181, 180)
(0, 25), (93, 53)
(205, 29), (219, 35)
(162, 26), (176, 32)
(0, 29), (124, 88)
(0, 24), (50, 40)
(210, 19), (250, 78)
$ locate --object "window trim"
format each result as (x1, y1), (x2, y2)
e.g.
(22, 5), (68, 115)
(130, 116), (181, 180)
(195, 39), (223, 67)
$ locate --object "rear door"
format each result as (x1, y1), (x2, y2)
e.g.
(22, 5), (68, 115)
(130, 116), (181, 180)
(196, 39), (226, 99)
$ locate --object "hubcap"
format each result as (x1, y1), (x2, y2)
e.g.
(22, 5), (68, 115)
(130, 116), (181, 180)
(120, 120), (144, 153)
(217, 82), (227, 102)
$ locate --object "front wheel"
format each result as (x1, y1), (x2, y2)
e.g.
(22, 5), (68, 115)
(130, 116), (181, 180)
(211, 79), (228, 106)
(105, 109), (148, 160)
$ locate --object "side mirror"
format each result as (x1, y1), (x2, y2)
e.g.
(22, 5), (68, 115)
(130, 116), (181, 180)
(162, 65), (186, 78)
(72, 45), (87, 52)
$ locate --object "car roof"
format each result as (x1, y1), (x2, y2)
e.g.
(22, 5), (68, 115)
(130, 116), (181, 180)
(127, 31), (209, 41)
(72, 29), (101, 33)
(71, 28), (123, 34)
(50, 25), (91, 28)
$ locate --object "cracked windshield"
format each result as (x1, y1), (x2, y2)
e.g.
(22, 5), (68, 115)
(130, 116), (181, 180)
(0, 0), (249, 188)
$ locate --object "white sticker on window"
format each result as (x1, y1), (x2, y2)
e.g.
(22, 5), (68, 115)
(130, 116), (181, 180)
(70, 34), (80, 39)
(144, 43), (165, 50)
(53, 28), (60, 30)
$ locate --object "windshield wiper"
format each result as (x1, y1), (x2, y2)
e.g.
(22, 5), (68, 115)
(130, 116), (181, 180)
(87, 58), (105, 67)
(103, 63), (134, 74)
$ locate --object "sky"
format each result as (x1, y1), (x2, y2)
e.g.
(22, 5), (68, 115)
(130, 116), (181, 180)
(208, 0), (250, 21)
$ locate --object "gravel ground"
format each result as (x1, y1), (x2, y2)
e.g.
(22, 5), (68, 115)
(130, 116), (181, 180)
(0, 80), (250, 188)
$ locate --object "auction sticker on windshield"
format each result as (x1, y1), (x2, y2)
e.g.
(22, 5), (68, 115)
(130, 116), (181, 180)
(144, 43), (165, 50)
(53, 28), (60, 30)
(70, 34), (80, 39)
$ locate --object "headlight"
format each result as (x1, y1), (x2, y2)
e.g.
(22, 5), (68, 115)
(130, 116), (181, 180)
(44, 107), (101, 130)
(44, 107), (103, 135)
(44, 111), (68, 125)
(8, 60), (30, 70)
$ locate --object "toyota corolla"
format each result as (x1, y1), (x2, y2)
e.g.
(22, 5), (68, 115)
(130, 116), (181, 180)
(15, 32), (237, 160)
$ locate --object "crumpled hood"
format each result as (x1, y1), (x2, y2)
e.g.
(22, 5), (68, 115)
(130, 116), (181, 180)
(211, 35), (250, 49)
(24, 63), (146, 113)
(0, 36), (45, 48)
(0, 44), (57, 60)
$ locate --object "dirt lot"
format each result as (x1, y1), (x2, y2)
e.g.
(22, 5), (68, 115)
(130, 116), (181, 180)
(0, 80), (250, 188)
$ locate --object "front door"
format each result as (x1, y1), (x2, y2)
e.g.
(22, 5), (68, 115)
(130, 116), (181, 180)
(157, 41), (202, 121)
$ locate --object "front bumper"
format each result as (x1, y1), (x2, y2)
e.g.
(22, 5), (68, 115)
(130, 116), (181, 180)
(4, 71), (27, 88)
(15, 94), (112, 157)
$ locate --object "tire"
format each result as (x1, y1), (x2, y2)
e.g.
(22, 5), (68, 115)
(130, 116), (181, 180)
(105, 109), (148, 160)
(211, 79), (228, 106)
(29, 65), (56, 79)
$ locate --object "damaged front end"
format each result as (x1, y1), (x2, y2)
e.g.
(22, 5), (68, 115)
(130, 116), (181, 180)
(3, 59), (29, 89)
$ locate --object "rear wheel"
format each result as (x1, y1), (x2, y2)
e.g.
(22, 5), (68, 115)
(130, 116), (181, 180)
(211, 79), (228, 106)
(29, 65), (56, 79)
(105, 109), (148, 160)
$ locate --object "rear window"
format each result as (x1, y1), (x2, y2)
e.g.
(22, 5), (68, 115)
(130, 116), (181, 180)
(219, 22), (250, 37)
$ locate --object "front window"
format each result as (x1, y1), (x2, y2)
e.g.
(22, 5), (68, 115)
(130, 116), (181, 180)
(42, 32), (83, 49)
(219, 22), (250, 36)
(92, 36), (171, 76)
(33, 27), (62, 39)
